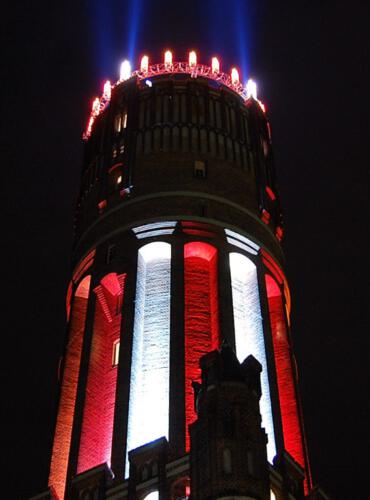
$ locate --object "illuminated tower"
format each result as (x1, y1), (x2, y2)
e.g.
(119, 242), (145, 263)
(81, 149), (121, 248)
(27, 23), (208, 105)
(45, 52), (314, 500)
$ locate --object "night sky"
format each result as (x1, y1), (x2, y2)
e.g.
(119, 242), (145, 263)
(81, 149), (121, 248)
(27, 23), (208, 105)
(2, 1), (368, 499)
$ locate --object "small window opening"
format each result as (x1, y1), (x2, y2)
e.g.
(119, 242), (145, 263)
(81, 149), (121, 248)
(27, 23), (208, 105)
(112, 339), (120, 367)
(122, 112), (128, 129)
(106, 244), (116, 264)
(112, 147), (118, 159)
(114, 114), (122, 133)
(119, 143), (125, 154)
(222, 448), (232, 474)
(152, 461), (158, 476)
(194, 160), (206, 178)
(117, 175), (122, 185)
(247, 450), (254, 475)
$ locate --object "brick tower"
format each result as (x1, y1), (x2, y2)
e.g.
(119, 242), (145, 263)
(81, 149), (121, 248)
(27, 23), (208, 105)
(42, 51), (314, 499)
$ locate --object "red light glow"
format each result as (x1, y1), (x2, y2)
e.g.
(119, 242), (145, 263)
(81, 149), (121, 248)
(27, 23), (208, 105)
(184, 242), (219, 450)
(261, 209), (271, 224)
(265, 186), (276, 201)
(77, 273), (126, 474)
(49, 276), (91, 500)
(265, 274), (310, 493)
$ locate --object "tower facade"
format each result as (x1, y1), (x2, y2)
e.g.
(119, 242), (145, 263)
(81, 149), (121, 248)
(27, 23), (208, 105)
(46, 53), (312, 500)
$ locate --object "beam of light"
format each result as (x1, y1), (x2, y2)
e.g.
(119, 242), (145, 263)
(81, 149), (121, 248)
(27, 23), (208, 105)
(126, 242), (171, 477)
(211, 56), (220, 73)
(120, 60), (132, 81)
(48, 276), (91, 500)
(189, 50), (197, 67)
(246, 78), (257, 100)
(231, 67), (240, 85)
(103, 80), (111, 100)
(140, 55), (149, 73)
(126, 0), (142, 63)
(233, 0), (249, 78)
(229, 252), (276, 463)
(164, 50), (173, 67)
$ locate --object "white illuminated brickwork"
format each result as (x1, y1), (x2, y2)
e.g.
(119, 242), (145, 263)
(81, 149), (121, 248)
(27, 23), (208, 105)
(126, 242), (171, 476)
(229, 252), (276, 463)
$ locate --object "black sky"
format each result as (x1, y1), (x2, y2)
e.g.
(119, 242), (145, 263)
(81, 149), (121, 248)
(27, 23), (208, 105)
(2, 1), (369, 499)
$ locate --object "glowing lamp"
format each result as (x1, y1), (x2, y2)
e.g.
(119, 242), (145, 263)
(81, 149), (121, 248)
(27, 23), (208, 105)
(164, 50), (173, 66)
(189, 50), (197, 67)
(140, 55), (149, 73)
(103, 80), (111, 100)
(120, 60), (131, 81)
(92, 97), (100, 114)
(211, 57), (220, 73)
(246, 78), (257, 100)
(231, 67), (240, 85)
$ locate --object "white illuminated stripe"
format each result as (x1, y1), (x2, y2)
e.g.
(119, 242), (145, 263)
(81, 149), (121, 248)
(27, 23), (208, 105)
(229, 252), (276, 463)
(126, 242), (171, 477)
(136, 229), (175, 239)
(132, 221), (177, 234)
(225, 229), (260, 251)
(227, 237), (258, 255)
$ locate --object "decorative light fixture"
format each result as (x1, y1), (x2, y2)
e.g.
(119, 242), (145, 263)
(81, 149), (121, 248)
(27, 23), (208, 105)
(140, 55), (149, 73)
(164, 50), (172, 66)
(189, 50), (197, 67)
(211, 57), (220, 73)
(231, 67), (240, 85)
(92, 97), (100, 114)
(103, 80), (111, 100)
(120, 60), (131, 81)
(246, 78), (257, 100)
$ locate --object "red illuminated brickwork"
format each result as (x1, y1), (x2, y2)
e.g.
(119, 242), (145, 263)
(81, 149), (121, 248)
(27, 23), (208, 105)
(184, 242), (220, 450)
(49, 276), (91, 500)
(77, 273), (126, 473)
(265, 274), (307, 490)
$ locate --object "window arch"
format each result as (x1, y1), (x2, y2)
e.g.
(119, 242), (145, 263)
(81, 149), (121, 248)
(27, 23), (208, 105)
(222, 448), (232, 474)
(184, 242), (219, 450)
(78, 273), (126, 474)
(126, 242), (171, 476)
(49, 275), (91, 500)
(229, 252), (276, 462)
(143, 491), (159, 500)
(265, 274), (305, 477)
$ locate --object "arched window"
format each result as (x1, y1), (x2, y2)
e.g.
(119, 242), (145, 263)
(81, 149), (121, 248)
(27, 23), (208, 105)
(270, 489), (277, 500)
(229, 252), (276, 462)
(78, 273), (126, 474)
(184, 242), (219, 449)
(126, 242), (171, 476)
(49, 275), (91, 500)
(143, 491), (159, 500)
(222, 448), (232, 474)
(265, 274), (305, 475)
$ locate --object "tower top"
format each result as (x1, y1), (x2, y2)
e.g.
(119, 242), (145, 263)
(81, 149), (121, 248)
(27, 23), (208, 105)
(83, 51), (265, 139)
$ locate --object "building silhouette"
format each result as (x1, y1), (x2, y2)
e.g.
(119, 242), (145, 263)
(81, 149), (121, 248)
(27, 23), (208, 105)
(32, 53), (329, 500)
